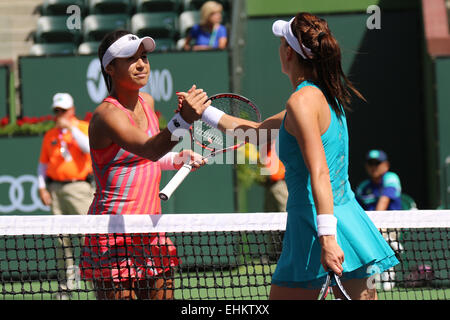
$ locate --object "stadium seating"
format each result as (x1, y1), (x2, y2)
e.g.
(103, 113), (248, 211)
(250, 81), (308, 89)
(27, 0), (231, 55)
(178, 10), (199, 37)
(135, 0), (180, 13)
(87, 0), (133, 15)
(401, 193), (418, 210)
(77, 41), (101, 55)
(30, 42), (77, 55)
(131, 12), (178, 39)
(154, 38), (176, 51)
(32, 16), (81, 43)
(83, 14), (129, 42)
(38, 0), (86, 16)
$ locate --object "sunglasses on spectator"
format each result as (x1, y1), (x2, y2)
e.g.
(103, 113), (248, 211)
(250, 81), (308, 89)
(366, 159), (382, 166)
(53, 108), (68, 115)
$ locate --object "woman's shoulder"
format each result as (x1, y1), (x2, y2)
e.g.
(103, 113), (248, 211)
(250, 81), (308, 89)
(91, 99), (126, 126)
(139, 91), (155, 110)
(94, 99), (117, 114)
(288, 85), (323, 108)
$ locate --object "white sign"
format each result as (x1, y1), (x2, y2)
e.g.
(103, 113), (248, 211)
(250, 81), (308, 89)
(0, 175), (49, 213)
(86, 58), (174, 104)
(86, 58), (108, 104)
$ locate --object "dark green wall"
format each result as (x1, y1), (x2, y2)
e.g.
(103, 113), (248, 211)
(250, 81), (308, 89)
(0, 67), (8, 120)
(422, 51), (439, 209)
(241, 10), (428, 209)
(247, 0), (419, 16)
(19, 50), (230, 122)
(435, 57), (450, 208)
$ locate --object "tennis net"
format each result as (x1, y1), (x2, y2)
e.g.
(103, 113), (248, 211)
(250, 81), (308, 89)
(0, 210), (449, 300)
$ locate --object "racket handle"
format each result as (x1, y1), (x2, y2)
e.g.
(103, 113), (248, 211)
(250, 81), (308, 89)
(159, 164), (192, 201)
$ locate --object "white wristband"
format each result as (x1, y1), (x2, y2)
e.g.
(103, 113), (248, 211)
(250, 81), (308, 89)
(158, 152), (177, 170)
(317, 214), (337, 237)
(167, 113), (191, 138)
(201, 106), (225, 128)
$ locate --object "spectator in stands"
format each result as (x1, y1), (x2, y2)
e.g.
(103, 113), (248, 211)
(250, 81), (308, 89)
(355, 149), (404, 291)
(37, 92), (94, 291)
(356, 149), (402, 211)
(183, 1), (228, 51)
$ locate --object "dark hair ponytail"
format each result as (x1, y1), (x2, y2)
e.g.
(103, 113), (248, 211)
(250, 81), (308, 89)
(292, 13), (365, 116)
(98, 30), (131, 93)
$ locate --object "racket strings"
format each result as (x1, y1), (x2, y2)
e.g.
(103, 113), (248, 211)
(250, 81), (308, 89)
(192, 96), (260, 151)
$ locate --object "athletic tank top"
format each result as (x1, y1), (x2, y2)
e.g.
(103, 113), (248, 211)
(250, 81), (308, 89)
(88, 94), (162, 215)
(278, 80), (354, 210)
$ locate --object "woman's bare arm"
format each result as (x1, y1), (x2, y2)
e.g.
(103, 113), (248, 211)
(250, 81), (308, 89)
(89, 88), (210, 162)
(217, 110), (286, 146)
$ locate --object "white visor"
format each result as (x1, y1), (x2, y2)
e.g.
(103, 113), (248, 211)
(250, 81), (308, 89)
(272, 18), (313, 60)
(102, 34), (156, 68)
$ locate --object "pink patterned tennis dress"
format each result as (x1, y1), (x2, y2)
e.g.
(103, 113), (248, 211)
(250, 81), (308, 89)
(80, 94), (179, 282)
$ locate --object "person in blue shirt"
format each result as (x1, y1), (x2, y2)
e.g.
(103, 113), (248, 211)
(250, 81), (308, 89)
(183, 1), (228, 51)
(355, 150), (403, 291)
(356, 150), (402, 211)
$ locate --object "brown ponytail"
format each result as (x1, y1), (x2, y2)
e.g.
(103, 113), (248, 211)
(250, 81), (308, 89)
(291, 12), (365, 116)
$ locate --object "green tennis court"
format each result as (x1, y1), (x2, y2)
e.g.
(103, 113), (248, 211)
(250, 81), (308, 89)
(2, 269), (449, 300)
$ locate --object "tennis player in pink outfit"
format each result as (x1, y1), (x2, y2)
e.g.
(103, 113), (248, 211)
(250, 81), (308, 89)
(80, 30), (210, 300)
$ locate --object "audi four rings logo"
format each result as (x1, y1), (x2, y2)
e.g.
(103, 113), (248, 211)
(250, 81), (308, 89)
(0, 175), (49, 213)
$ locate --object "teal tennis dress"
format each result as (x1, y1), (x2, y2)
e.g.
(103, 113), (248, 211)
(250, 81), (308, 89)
(271, 80), (399, 289)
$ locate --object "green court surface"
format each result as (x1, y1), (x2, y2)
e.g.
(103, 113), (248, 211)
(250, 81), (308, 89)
(1, 264), (449, 300)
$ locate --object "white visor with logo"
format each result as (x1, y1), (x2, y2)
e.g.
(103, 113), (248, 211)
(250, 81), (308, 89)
(102, 34), (156, 68)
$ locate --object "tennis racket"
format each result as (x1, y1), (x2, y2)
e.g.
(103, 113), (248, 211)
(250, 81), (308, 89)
(159, 93), (261, 201)
(318, 271), (351, 300)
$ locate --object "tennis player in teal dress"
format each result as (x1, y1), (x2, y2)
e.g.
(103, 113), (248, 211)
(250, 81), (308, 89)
(271, 79), (399, 293)
(178, 12), (399, 299)
(266, 13), (399, 300)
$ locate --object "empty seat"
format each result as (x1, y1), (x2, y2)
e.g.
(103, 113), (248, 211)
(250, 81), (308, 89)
(33, 16), (81, 43)
(178, 10), (199, 37)
(78, 41), (101, 55)
(87, 0), (133, 15)
(135, 0), (179, 12)
(30, 43), (76, 55)
(154, 38), (176, 51)
(40, 0), (86, 16)
(83, 14), (130, 42)
(131, 12), (178, 39)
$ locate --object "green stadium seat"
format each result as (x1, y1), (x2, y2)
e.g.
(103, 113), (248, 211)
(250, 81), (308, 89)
(178, 10), (199, 36)
(30, 43), (76, 55)
(87, 0), (133, 15)
(40, 0), (86, 16)
(78, 41), (101, 55)
(83, 14), (130, 42)
(135, 0), (179, 12)
(32, 16), (81, 43)
(131, 12), (178, 39)
(154, 38), (176, 51)
(401, 193), (418, 210)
